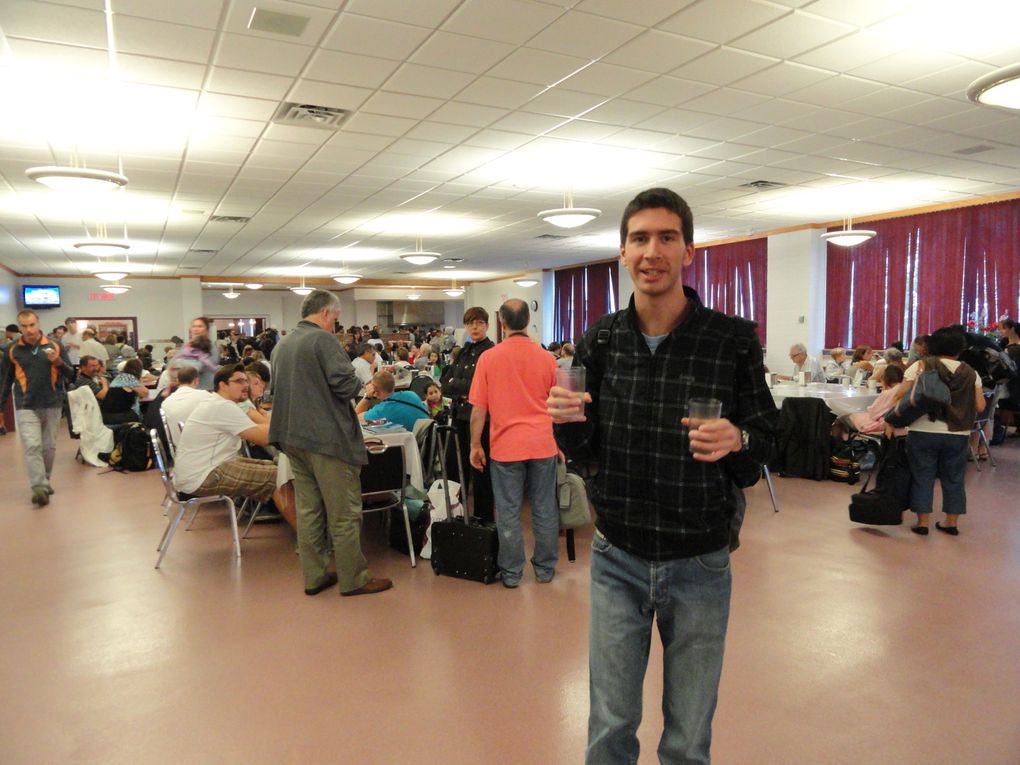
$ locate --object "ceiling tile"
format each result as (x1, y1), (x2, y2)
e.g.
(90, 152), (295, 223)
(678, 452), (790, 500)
(670, 47), (778, 87)
(462, 129), (535, 151)
(840, 87), (933, 118)
(199, 93), (279, 121)
(114, 16), (216, 64)
(360, 91), (444, 120)
(686, 116), (769, 142)
(117, 54), (207, 90)
(206, 67), (294, 101)
(287, 80), (374, 110)
(426, 101), (508, 128)
(681, 88), (770, 117)
(405, 121), (478, 143)
(575, 0), (688, 25)
(5, 39), (108, 78)
(793, 30), (904, 72)
(786, 75), (883, 108)
(1, 0), (106, 47)
(409, 31), (516, 74)
(802, 0), (909, 26)
(730, 62), (833, 97)
(734, 98), (820, 126)
(488, 111), (566, 136)
(633, 108), (716, 134)
(554, 61), (655, 98)
(624, 76), (715, 107)
(730, 11), (854, 59)
(343, 0), (462, 28)
(901, 61), (995, 98)
(521, 88), (606, 118)
(117, 0), (225, 29)
(323, 13), (432, 60)
(455, 77), (544, 110)
(303, 49), (401, 89)
(487, 47), (588, 86)
(849, 49), (969, 85)
(442, 0), (563, 44)
(657, 0), (789, 44)
(604, 30), (716, 74)
(341, 113), (417, 137)
(582, 98), (669, 128)
(383, 63), (475, 99)
(544, 120), (620, 143)
(215, 33), (313, 76)
(527, 10), (644, 59)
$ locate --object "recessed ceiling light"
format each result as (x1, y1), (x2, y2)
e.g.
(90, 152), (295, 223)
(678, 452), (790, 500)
(245, 283), (263, 290)
(401, 252), (440, 266)
(514, 278), (539, 288)
(26, 165), (128, 193)
(538, 207), (602, 229)
(74, 240), (130, 257)
(444, 288), (465, 297)
(290, 287), (313, 296)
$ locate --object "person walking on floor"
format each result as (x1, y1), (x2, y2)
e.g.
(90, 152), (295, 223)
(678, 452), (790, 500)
(0, 310), (75, 505)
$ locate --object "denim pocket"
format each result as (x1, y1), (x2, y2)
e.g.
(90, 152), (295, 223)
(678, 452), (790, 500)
(591, 529), (613, 554)
(694, 546), (730, 573)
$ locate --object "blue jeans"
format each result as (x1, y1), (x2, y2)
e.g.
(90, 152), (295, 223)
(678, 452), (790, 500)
(587, 532), (731, 765)
(489, 456), (559, 582)
(906, 431), (968, 515)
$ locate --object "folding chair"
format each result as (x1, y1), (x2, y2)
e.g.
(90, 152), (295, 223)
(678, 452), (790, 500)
(149, 429), (240, 569)
(762, 465), (780, 513)
(969, 390), (998, 471)
(361, 440), (416, 567)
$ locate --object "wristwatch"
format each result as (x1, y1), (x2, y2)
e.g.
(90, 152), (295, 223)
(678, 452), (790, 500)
(740, 428), (750, 452)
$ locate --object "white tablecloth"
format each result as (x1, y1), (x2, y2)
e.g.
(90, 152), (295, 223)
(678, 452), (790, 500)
(275, 428), (424, 491)
(771, 383), (879, 416)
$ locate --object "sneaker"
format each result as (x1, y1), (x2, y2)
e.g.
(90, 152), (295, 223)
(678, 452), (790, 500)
(536, 571), (555, 584)
(31, 487), (49, 507)
(501, 573), (521, 589)
(45, 484), (54, 495)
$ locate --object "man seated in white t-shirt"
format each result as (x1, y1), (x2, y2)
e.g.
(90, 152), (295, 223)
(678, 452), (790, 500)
(173, 364), (295, 527)
(351, 343), (377, 391)
(161, 365), (211, 446)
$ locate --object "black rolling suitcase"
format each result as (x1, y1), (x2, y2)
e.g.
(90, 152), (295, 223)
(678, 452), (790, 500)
(428, 424), (500, 584)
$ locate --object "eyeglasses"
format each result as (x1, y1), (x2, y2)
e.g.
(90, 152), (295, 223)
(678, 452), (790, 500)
(466, 320), (487, 327)
(228, 377), (249, 385)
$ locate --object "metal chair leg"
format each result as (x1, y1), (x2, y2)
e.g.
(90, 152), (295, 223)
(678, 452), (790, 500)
(242, 501), (263, 539)
(763, 465), (780, 512)
(979, 430), (997, 468)
(156, 504), (188, 568)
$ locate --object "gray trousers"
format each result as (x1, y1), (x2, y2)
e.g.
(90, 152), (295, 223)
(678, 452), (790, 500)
(15, 407), (61, 490)
(285, 446), (370, 593)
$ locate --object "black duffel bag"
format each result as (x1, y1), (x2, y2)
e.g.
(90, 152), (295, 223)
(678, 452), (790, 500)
(849, 437), (910, 526)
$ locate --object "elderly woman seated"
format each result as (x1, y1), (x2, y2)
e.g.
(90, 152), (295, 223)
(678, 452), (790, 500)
(824, 347), (851, 381)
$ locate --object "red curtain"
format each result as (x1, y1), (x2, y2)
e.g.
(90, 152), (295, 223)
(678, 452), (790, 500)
(825, 198), (1020, 348)
(553, 261), (618, 343)
(688, 238), (768, 344)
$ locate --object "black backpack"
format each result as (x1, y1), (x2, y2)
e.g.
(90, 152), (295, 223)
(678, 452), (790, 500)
(108, 423), (153, 472)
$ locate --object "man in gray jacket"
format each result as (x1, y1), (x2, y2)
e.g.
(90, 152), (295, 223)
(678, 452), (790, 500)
(269, 290), (392, 597)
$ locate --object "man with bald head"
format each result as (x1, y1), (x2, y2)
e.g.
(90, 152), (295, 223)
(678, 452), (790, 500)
(468, 298), (560, 587)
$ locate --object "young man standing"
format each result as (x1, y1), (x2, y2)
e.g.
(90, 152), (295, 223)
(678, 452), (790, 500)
(0, 310), (75, 505)
(469, 299), (559, 587)
(549, 188), (777, 764)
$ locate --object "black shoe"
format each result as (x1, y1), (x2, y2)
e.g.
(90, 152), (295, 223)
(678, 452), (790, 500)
(910, 525), (929, 535)
(304, 573), (338, 596)
(935, 522), (959, 536)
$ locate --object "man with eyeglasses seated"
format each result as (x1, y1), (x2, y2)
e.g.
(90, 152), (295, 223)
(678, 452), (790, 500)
(777, 342), (825, 382)
(172, 364), (294, 526)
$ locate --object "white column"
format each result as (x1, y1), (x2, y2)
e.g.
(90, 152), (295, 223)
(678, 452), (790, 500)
(765, 229), (826, 374)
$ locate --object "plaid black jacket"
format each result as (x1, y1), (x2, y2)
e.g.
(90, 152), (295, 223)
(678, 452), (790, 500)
(556, 288), (778, 561)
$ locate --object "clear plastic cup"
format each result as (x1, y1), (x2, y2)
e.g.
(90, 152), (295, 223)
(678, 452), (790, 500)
(555, 367), (586, 422)
(687, 397), (722, 454)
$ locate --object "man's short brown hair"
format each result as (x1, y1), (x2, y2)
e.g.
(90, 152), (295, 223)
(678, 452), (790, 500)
(463, 306), (488, 324)
(372, 370), (395, 395)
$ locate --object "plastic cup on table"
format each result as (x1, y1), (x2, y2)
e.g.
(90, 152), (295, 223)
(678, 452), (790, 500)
(687, 397), (723, 455)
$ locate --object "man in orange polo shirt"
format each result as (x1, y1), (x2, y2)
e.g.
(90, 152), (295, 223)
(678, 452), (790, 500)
(469, 299), (559, 588)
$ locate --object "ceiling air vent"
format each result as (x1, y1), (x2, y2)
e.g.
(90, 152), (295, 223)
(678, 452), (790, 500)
(187, 249), (218, 255)
(536, 233), (570, 240)
(274, 102), (351, 130)
(209, 215), (251, 224)
(248, 8), (310, 37)
(740, 180), (786, 190)
(954, 144), (993, 155)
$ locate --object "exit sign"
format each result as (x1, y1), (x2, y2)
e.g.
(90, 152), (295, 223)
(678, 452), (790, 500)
(88, 292), (115, 300)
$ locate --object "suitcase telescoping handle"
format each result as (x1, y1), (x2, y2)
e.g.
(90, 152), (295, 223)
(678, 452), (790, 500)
(434, 423), (467, 523)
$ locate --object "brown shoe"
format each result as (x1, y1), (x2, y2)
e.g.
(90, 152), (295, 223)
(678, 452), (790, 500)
(341, 577), (393, 597)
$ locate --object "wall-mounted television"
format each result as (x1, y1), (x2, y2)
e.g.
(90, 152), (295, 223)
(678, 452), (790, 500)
(22, 285), (61, 309)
